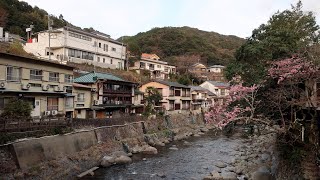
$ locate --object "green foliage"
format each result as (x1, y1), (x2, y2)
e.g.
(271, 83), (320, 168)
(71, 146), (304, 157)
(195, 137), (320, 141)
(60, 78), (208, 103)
(1, 98), (32, 121)
(0, 0), (69, 37)
(121, 26), (244, 66)
(226, 1), (320, 84)
(143, 87), (163, 115)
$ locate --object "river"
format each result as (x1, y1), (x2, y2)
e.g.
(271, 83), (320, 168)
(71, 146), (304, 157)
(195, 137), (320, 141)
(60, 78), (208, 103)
(85, 131), (246, 180)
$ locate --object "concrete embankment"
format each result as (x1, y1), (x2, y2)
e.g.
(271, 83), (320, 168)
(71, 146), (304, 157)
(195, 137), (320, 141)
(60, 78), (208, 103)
(0, 113), (210, 179)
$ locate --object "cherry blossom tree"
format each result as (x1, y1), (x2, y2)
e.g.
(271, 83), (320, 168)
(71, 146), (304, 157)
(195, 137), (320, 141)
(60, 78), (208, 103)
(205, 82), (262, 129)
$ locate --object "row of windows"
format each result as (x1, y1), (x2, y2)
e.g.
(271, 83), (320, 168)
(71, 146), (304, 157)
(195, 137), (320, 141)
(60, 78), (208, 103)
(97, 57), (113, 64)
(6, 66), (73, 83)
(69, 32), (92, 41)
(68, 49), (94, 60)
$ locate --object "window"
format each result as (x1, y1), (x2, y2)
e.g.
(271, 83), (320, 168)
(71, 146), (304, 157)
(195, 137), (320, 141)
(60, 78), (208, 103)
(77, 93), (85, 102)
(174, 103), (181, 110)
(157, 65), (161, 68)
(111, 47), (116, 51)
(49, 72), (59, 82)
(68, 49), (81, 58)
(99, 43), (101, 48)
(103, 44), (108, 51)
(140, 62), (145, 68)
(175, 89), (181, 96)
(221, 89), (226, 96)
(110, 59), (113, 64)
(97, 57), (100, 62)
(30, 69), (42, 81)
(65, 86), (72, 93)
(65, 74), (73, 83)
(6, 66), (20, 81)
(118, 62), (122, 69)
(47, 97), (58, 111)
(65, 97), (74, 108)
(103, 58), (105, 63)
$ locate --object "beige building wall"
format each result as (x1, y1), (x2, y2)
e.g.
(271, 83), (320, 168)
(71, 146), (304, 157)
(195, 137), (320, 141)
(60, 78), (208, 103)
(0, 54), (74, 118)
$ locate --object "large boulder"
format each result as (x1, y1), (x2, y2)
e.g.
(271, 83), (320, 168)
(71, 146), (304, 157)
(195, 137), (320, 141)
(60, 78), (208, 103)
(114, 155), (132, 164)
(142, 146), (158, 155)
(100, 155), (115, 167)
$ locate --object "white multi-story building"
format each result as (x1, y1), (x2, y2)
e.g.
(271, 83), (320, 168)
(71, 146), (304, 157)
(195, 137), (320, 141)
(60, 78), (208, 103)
(130, 53), (176, 79)
(24, 26), (126, 70)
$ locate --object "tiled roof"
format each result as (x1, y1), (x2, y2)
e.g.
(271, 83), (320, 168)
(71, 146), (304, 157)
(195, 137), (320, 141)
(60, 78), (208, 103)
(74, 72), (126, 83)
(154, 80), (190, 88)
(206, 81), (229, 87)
(190, 63), (207, 68)
(189, 86), (217, 96)
(141, 53), (159, 60)
(188, 86), (207, 92)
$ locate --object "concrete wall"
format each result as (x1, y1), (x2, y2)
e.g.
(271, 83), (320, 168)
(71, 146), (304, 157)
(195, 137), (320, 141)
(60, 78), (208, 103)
(6, 121), (145, 170)
(12, 131), (97, 169)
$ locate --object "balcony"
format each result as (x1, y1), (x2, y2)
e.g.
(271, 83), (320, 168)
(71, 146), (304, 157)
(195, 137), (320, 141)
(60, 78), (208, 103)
(103, 101), (132, 106)
(103, 89), (132, 94)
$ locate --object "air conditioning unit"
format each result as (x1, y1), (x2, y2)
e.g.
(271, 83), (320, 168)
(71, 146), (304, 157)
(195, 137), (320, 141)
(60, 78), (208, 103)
(93, 100), (99, 105)
(51, 110), (58, 116)
(42, 85), (49, 91)
(21, 83), (31, 90)
(54, 86), (64, 92)
(44, 111), (51, 116)
(0, 82), (7, 89)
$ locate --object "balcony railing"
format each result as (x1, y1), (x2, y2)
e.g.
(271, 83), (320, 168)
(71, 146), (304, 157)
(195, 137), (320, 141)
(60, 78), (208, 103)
(103, 89), (132, 94)
(103, 101), (132, 105)
(49, 77), (59, 82)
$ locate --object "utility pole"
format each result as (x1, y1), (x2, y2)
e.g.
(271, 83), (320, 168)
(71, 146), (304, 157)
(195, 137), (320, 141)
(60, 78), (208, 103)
(120, 36), (125, 70)
(47, 14), (52, 60)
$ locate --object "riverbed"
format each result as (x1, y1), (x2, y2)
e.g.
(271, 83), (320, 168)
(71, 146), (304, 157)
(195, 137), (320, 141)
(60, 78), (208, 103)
(85, 131), (247, 180)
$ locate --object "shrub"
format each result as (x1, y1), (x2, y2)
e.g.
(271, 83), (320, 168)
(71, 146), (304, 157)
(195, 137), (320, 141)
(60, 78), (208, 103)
(1, 98), (32, 121)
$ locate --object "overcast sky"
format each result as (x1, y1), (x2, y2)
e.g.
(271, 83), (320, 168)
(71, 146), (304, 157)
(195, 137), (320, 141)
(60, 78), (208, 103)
(22, 0), (320, 39)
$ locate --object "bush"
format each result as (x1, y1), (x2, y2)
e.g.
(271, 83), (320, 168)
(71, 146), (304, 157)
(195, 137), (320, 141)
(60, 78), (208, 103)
(1, 98), (32, 121)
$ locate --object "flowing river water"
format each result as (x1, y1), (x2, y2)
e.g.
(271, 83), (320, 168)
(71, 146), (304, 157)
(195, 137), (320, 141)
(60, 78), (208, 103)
(85, 131), (247, 180)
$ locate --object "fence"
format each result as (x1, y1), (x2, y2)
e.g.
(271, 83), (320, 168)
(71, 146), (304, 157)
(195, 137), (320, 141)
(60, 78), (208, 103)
(0, 117), (70, 133)
(0, 115), (147, 133)
(71, 115), (146, 129)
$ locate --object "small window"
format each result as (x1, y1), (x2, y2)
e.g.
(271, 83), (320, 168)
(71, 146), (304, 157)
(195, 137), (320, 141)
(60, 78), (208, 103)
(157, 65), (161, 68)
(6, 66), (20, 81)
(111, 47), (116, 51)
(77, 93), (85, 102)
(30, 69), (42, 81)
(49, 72), (59, 82)
(97, 57), (100, 62)
(110, 59), (113, 64)
(103, 58), (105, 63)
(99, 43), (101, 48)
(65, 74), (73, 83)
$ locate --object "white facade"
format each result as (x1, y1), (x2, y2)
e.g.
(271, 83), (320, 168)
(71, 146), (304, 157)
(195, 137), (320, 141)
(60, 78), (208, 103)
(130, 54), (176, 80)
(199, 81), (229, 97)
(208, 65), (225, 73)
(24, 27), (126, 70)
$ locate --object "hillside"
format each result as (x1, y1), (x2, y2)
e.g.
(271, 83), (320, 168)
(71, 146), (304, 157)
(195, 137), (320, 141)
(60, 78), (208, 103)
(121, 27), (245, 67)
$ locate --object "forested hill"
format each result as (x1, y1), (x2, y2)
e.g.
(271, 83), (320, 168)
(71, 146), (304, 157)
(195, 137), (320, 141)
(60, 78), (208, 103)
(0, 0), (71, 38)
(121, 27), (245, 66)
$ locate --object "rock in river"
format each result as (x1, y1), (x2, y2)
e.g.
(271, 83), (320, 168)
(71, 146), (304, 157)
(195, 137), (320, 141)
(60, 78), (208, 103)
(141, 146), (158, 155)
(114, 155), (132, 165)
(100, 155), (115, 167)
(215, 161), (227, 168)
